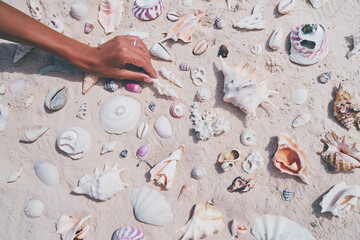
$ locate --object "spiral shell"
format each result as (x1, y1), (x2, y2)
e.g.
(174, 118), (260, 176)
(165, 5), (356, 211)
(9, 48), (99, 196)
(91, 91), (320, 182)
(283, 189), (293, 201)
(112, 226), (145, 240)
(191, 166), (206, 180)
(103, 80), (118, 92)
(240, 129), (256, 146)
(179, 62), (191, 71)
(215, 16), (226, 29)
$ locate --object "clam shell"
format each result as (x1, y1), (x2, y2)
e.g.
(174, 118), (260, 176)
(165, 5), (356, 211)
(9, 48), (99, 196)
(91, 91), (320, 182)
(292, 113), (310, 128)
(167, 11), (180, 21)
(291, 89), (308, 105)
(191, 166), (206, 180)
(45, 85), (68, 111)
(7, 168), (23, 183)
(149, 42), (173, 62)
(112, 226), (145, 240)
(9, 78), (27, 94)
(137, 122), (149, 138)
(154, 115), (172, 138)
(24, 199), (44, 218)
(84, 22), (94, 34)
(136, 144), (151, 158)
(193, 40), (210, 55)
(182, 0), (192, 7)
(169, 102), (186, 119)
(240, 129), (256, 146)
(70, 3), (88, 21)
(20, 125), (50, 142)
(215, 16), (226, 29)
(34, 161), (59, 186)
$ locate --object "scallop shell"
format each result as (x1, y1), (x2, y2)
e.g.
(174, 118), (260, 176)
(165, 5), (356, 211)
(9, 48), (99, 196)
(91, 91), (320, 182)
(191, 166), (206, 180)
(24, 199), (44, 218)
(13, 45), (33, 63)
(167, 11), (180, 22)
(215, 16), (226, 29)
(242, 151), (263, 174)
(84, 22), (95, 34)
(9, 78), (27, 94)
(133, 0), (164, 21)
(25, 95), (34, 109)
(169, 102), (187, 119)
(56, 215), (92, 240)
(56, 126), (91, 159)
(283, 189), (293, 201)
(193, 40), (210, 55)
(218, 149), (241, 172)
(291, 89), (308, 105)
(227, 176), (256, 193)
(154, 115), (172, 138)
(218, 45), (229, 58)
(130, 187), (174, 226)
(269, 27), (283, 50)
(99, 95), (141, 134)
(7, 168), (23, 183)
(76, 103), (87, 119)
(318, 72), (331, 84)
(101, 141), (117, 155)
(49, 19), (65, 33)
(196, 88), (211, 102)
(278, 0), (296, 14)
(20, 125), (49, 142)
(137, 144), (151, 159)
(292, 113), (310, 128)
(0, 104), (9, 132)
(103, 80), (119, 92)
(112, 226), (145, 240)
(179, 62), (191, 71)
(45, 85), (68, 111)
(149, 42), (173, 62)
(240, 129), (256, 146)
(70, 3), (88, 21)
(99, 0), (124, 34)
(190, 66), (206, 86)
(137, 122), (149, 138)
(34, 161), (60, 186)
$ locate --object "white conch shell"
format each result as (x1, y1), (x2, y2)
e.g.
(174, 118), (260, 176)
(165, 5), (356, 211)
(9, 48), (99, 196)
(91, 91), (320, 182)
(160, 67), (183, 88)
(242, 151), (263, 174)
(178, 203), (225, 240)
(13, 44), (33, 63)
(278, 0), (296, 14)
(269, 27), (283, 50)
(309, 0), (328, 9)
(20, 125), (49, 142)
(319, 182), (360, 218)
(130, 187), (174, 226)
(57, 126), (91, 159)
(101, 141), (117, 155)
(99, 95), (141, 134)
(56, 215), (92, 240)
(154, 115), (172, 138)
(150, 145), (184, 189)
(220, 56), (278, 119)
(99, 0), (124, 34)
(191, 66), (206, 86)
(73, 163), (128, 201)
(25, 95), (34, 109)
(34, 161), (60, 186)
(0, 104), (9, 132)
(24, 199), (44, 218)
(149, 42), (173, 62)
(231, 219), (247, 238)
(137, 122), (149, 138)
(233, 2), (266, 30)
(251, 214), (315, 240)
(7, 168), (23, 183)
(28, 0), (41, 20)
(151, 78), (179, 99)
(347, 32), (360, 59)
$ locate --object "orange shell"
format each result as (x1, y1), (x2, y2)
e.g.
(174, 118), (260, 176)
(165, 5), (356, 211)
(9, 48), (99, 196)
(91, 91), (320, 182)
(82, 73), (99, 94)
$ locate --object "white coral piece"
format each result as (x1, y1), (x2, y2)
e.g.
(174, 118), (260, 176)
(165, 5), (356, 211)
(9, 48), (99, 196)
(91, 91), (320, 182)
(233, 2), (266, 30)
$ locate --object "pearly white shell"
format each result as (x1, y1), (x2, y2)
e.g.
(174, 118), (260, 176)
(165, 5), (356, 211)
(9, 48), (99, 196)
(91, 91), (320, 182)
(7, 168), (23, 183)
(24, 95), (34, 109)
(70, 3), (88, 21)
(34, 161), (59, 186)
(24, 199), (44, 218)
(292, 113), (310, 128)
(101, 141), (117, 155)
(291, 89), (308, 105)
(278, 0), (296, 14)
(0, 104), (9, 132)
(20, 125), (49, 142)
(149, 42), (173, 62)
(191, 66), (206, 86)
(154, 115), (172, 138)
(309, 0), (328, 9)
(130, 187), (174, 226)
(240, 129), (256, 146)
(137, 122), (149, 138)
(191, 166), (206, 180)
(56, 126), (91, 159)
(269, 27), (283, 50)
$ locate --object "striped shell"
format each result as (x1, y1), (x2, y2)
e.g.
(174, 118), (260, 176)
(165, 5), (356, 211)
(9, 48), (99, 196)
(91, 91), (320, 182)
(179, 62), (191, 71)
(103, 80), (118, 92)
(215, 16), (226, 29)
(112, 226), (145, 240)
(133, 0), (164, 21)
(84, 22), (94, 34)
(148, 102), (156, 112)
(169, 102), (187, 119)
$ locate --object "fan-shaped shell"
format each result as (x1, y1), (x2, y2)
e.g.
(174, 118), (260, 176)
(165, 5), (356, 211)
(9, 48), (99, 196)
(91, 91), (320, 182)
(133, 0), (164, 21)
(99, 95), (141, 134)
(112, 226), (145, 240)
(56, 126), (91, 159)
(45, 85), (68, 111)
(130, 187), (174, 226)
(34, 161), (59, 186)
(24, 199), (44, 218)
(191, 166), (206, 180)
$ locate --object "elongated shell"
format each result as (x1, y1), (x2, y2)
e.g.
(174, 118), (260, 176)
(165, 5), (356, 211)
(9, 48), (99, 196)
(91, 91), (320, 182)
(278, 0), (296, 14)
(292, 113), (310, 128)
(34, 161), (60, 186)
(269, 27), (283, 50)
(20, 125), (49, 142)
(98, 0), (124, 34)
(149, 42), (173, 62)
(45, 85), (68, 111)
(193, 40), (210, 55)
(7, 168), (22, 183)
(137, 122), (149, 138)
(160, 67), (183, 87)
(83, 73), (99, 94)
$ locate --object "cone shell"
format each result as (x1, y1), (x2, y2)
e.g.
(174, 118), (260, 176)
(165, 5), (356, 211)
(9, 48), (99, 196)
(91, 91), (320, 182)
(149, 42), (173, 62)
(84, 22), (94, 34)
(83, 73), (99, 94)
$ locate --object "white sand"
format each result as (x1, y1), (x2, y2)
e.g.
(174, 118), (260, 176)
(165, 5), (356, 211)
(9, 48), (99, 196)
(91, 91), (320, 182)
(1, 0), (360, 239)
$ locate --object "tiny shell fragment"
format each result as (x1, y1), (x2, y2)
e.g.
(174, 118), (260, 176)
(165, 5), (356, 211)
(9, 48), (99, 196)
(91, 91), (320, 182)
(7, 168), (23, 183)
(292, 113), (310, 128)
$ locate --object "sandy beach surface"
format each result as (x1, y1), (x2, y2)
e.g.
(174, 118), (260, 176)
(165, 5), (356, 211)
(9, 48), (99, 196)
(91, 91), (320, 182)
(1, 0), (360, 239)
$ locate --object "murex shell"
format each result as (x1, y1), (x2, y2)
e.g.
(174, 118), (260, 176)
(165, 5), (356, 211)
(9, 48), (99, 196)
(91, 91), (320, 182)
(133, 0), (164, 21)
(130, 187), (174, 226)
(24, 199), (44, 218)
(73, 163), (128, 201)
(20, 125), (49, 142)
(227, 176), (256, 193)
(99, 95), (141, 134)
(34, 161), (60, 186)
(154, 115), (172, 138)
(45, 85), (68, 111)
(57, 126), (91, 159)
(56, 215), (92, 240)
(240, 129), (256, 146)
(112, 226), (145, 240)
(217, 149), (241, 172)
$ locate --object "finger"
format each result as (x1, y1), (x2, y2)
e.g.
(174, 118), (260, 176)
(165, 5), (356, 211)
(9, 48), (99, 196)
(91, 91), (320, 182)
(126, 53), (158, 78)
(114, 69), (152, 82)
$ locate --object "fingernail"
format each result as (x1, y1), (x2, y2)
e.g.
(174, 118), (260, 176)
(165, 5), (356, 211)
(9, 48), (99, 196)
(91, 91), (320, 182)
(143, 77), (152, 83)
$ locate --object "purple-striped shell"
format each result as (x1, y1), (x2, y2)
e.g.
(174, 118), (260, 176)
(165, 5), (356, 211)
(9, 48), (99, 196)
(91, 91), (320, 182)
(136, 144), (150, 159)
(84, 22), (94, 34)
(169, 102), (186, 119)
(133, 0), (164, 21)
(125, 81), (142, 93)
(179, 62), (191, 71)
(112, 226), (145, 240)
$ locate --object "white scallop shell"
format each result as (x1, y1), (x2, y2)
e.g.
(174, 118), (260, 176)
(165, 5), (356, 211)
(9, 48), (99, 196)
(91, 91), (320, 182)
(70, 3), (88, 21)
(99, 95), (141, 134)
(150, 42), (173, 62)
(137, 122), (149, 139)
(7, 168), (23, 183)
(34, 161), (59, 186)
(56, 126), (91, 159)
(25, 95), (34, 109)
(0, 104), (9, 132)
(269, 27), (283, 50)
(24, 199), (44, 218)
(130, 187), (174, 226)
(196, 88), (211, 102)
(240, 129), (256, 146)
(101, 141), (117, 155)
(154, 115), (172, 138)
(292, 113), (310, 128)
(291, 89), (308, 105)
(191, 166), (206, 180)
(20, 125), (49, 142)
(278, 0), (296, 14)
(191, 67), (206, 86)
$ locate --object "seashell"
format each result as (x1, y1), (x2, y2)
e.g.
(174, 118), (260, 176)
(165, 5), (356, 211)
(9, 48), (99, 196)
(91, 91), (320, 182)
(103, 80), (119, 92)
(160, 10), (204, 43)
(9, 78), (27, 94)
(215, 16), (226, 29)
(196, 88), (211, 102)
(318, 72), (331, 84)
(137, 122), (149, 138)
(38, 56), (75, 76)
(13, 44), (33, 63)
(130, 187), (174, 226)
(101, 141), (117, 155)
(292, 113), (310, 128)
(218, 149), (241, 172)
(0, 83), (5, 95)
(179, 62), (191, 71)
(120, 149), (128, 158)
(83, 73), (99, 94)
(269, 27), (283, 50)
(167, 11), (180, 22)
(154, 115), (172, 138)
(49, 19), (65, 33)
(56, 126), (91, 159)
(151, 78), (179, 99)
(160, 67), (183, 87)
(347, 32), (360, 59)
(123, 31), (150, 40)
(169, 102), (187, 119)
(273, 134), (309, 184)
(7, 168), (23, 183)
(178, 184), (194, 200)
(320, 182), (360, 218)
(149, 42), (173, 62)
(24, 199), (44, 218)
(278, 0), (296, 14)
(240, 129), (256, 146)
(99, 95), (141, 134)
(0, 104), (9, 132)
(191, 166), (206, 180)
(84, 22), (95, 34)
(148, 102), (156, 112)
(218, 45), (229, 58)
(124, 81), (142, 93)
(227, 176), (256, 193)
(25, 95), (34, 109)
(250, 44), (262, 55)
(283, 189), (293, 201)
(289, 23), (330, 65)
(76, 103), (87, 119)
(70, 3), (88, 21)
(231, 219), (247, 238)
(20, 125), (49, 142)
(178, 203), (225, 239)
(112, 226), (145, 240)
(233, 2), (266, 30)
(309, 0), (328, 9)
(318, 132), (360, 171)
(190, 66), (206, 86)
(251, 215), (316, 240)
(56, 215), (92, 240)
(99, 0), (124, 34)
(28, 0), (41, 21)
(133, 0), (164, 21)
(193, 40), (210, 55)
(150, 145), (184, 189)
(73, 163), (128, 201)
(45, 85), (68, 111)
(34, 161), (60, 186)
(136, 144), (151, 159)
(242, 151), (263, 174)
(220, 57), (278, 119)
(182, 0), (192, 7)
(291, 89), (308, 105)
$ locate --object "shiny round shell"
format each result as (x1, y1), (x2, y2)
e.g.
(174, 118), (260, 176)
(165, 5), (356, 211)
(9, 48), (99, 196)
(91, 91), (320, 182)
(240, 129), (256, 146)
(169, 102), (186, 119)
(167, 10), (180, 21)
(215, 16), (226, 29)
(191, 166), (206, 180)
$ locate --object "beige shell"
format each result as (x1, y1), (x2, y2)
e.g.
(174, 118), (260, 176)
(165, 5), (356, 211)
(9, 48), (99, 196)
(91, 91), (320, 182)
(217, 149), (241, 172)
(193, 40), (210, 55)
(56, 215), (92, 240)
(20, 125), (49, 142)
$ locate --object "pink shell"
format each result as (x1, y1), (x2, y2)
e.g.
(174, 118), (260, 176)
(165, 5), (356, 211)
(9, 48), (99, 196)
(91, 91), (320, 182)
(125, 82), (142, 93)
(112, 226), (145, 240)
(169, 102), (187, 119)
(136, 144), (150, 159)
(132, 0), (164, 21)
(84, 22), (94, 34)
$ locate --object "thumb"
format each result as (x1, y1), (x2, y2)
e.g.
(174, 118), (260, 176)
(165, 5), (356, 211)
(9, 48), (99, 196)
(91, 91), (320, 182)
(114, 69), (152, 83)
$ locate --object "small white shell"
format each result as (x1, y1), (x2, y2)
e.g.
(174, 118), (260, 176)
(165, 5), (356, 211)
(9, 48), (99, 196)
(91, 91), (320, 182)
(154, 116), (172, 138)
(191, 166), (206, 180)
(150, 42), (173, 62)
(182, 0), (192, 7)
(7, 168), (23, 183)
(240, 129), (256, 146)
(25, 95), (34, 109)
(137, 122), (149, 138)
(24, 199), (44, 218)
(269, 27), (283, 51)
(48, 19), (65, 33)
(318, 72), (331, 84)
(28, 0), (41, 20)
(191, 67), (206, 86)
(167, 11), (180, 21)
(291, 89), (308, 105)
(196, 88), (211, 102)
(70, 3), (88, 21)
(101, 141), (117, 155)
(278, 0), (296, 14)
(292, 113), (311, 128)
(76, 103), (87, 119)
(250, 44), (262, 55)
(215, 16), (226, 29)
(20, 125), (49, 142)
(34, 161), (60, 186)
(193, 40), (210, 55)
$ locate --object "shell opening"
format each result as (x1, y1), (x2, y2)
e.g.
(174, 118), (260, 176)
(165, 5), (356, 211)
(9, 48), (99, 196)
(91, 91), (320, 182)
(275, 147), (301, 173)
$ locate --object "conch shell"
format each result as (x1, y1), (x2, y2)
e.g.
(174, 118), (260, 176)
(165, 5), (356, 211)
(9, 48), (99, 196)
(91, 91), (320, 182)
(318, 132), (360, 171)
(273, 134), (309, 184)
(56, 215), (92, 240)
(217, 149), (241, 172)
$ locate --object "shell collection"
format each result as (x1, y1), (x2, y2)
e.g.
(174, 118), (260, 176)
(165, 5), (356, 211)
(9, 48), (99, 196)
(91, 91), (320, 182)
(233, 2), (265, 30)
(103, 80), (119, 92)
(112, 226), (145, 240)
(132, 0), (164, 21)
(227, 176), (256, 193)
(56, 126), (91, 159)
(217, 149), (241, 172)
(169, 102), (186, 119)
